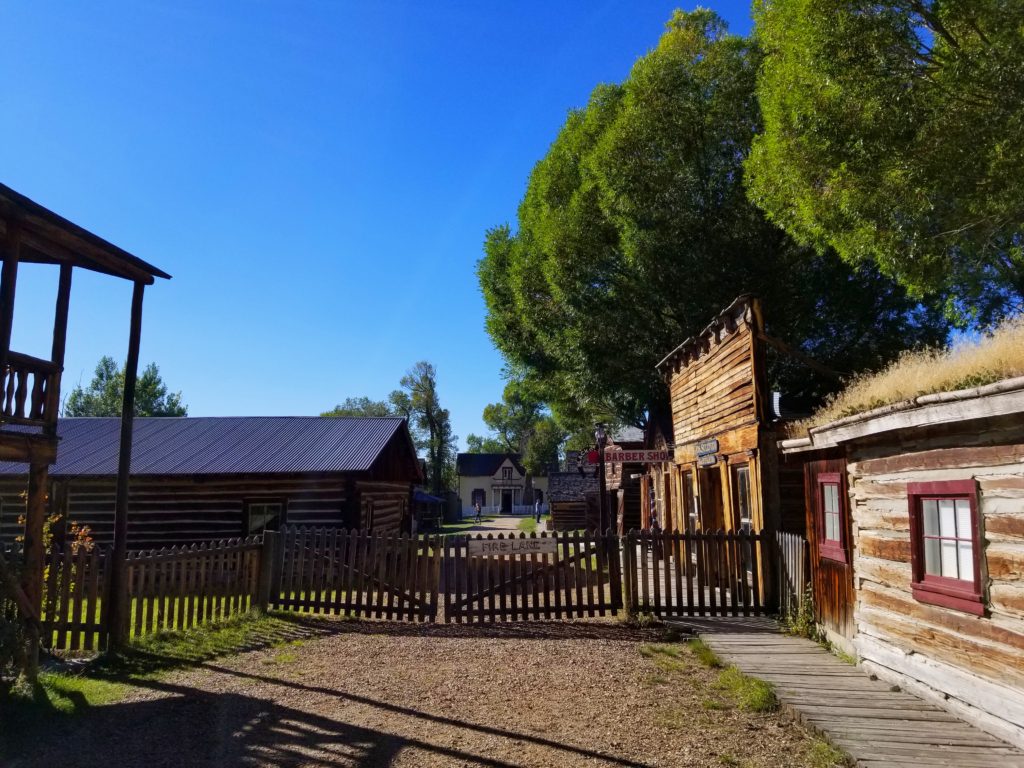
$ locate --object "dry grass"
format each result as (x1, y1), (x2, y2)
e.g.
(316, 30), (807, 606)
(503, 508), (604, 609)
(794, 317), (1024, 434)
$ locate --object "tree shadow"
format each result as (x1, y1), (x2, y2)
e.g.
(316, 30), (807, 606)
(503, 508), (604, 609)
(3, 670), (654, 768)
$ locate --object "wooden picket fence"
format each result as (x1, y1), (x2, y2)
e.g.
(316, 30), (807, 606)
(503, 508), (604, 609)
(776, 531), (808, 617)
(270, 527), (442, 622)
(625, 529), (766, 617)
(442, 531), (622, 623)
(41, 544), (111, 651)
(125, 537), (262, 640)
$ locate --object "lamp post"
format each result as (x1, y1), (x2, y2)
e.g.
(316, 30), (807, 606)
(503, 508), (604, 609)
(595, 422), (608, 532)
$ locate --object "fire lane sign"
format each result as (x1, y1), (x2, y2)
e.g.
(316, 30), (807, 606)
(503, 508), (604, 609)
(467, 538), (559, 556)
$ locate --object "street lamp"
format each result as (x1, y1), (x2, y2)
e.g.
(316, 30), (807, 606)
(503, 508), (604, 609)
(594, 422), (608, 532)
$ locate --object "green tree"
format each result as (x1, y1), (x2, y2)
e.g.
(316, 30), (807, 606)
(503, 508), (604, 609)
(465, 433), (507, 453)
(746, 0), (1024, 325)
(321, 396), (393, 418)
(478, 9), (949, 427)
(395, 361), (457, 495)
(65, 356), (187, 417)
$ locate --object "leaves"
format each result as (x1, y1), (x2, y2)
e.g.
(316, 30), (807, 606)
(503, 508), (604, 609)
(479, 9), (949, 424)
(747, 0), (1024, 325)
(64, 356), (187, 417)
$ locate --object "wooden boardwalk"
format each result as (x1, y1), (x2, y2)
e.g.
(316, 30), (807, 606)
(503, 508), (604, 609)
(668, 617), (1024, 767)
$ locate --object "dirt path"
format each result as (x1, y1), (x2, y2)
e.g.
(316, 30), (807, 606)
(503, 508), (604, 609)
(18, 619), (827, 768)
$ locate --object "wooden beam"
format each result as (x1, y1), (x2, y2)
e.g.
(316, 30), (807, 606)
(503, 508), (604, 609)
(22, 460), (48, 680)
(0, 221), (22, 370)
(757, 331), (845, 379)
(45, 264), (73, 433)
(107, 280), (145, 650)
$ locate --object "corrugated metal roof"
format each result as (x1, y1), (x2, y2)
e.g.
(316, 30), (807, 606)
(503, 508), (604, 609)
(0, 416), (408, 476)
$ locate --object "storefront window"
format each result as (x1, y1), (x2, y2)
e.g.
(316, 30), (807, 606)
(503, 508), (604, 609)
(682, 470), (697, 532)
(732, 465), (751, 533)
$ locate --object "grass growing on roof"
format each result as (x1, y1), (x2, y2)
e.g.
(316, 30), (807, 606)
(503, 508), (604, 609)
(794, 316), (1024, 433)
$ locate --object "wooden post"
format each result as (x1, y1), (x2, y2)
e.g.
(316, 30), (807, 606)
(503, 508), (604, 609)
(107, 281), (145, 651)
(257, 531), (279, 611)
(0, 221), (21, 370)
(22, 460), (48, 679)
(45, 264), (73, 434)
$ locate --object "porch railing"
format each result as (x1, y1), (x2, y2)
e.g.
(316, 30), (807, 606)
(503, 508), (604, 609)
(1, 351), (60, 431)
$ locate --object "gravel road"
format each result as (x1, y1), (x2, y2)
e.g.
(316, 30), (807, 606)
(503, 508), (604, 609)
(21, 619), (825, 768)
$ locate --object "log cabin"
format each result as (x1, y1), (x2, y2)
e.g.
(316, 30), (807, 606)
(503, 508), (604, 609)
(780, 376), (1024, 748)
(0, 415), (423, 548)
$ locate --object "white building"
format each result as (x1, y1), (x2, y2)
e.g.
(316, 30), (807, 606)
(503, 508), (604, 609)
(455, 453), (548, 517)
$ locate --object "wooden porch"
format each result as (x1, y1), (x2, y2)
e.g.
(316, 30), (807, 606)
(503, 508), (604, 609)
(0, 182), (169, 678)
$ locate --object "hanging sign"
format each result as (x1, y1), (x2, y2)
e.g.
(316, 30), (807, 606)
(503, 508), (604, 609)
(698, 453), (718, 467)
(588, 449), (671, 464)
(696, 438), (719, 457)
(467, 537), (558, 556)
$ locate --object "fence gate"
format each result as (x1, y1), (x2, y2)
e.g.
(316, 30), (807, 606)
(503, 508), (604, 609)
(271, 527), (441, 622)
(626, 529), (767, 617)
(442, 531), (622, 623)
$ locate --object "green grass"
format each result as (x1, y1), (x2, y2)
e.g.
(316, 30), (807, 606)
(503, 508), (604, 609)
(639, 643), (687, 673)
(0, 609), (313, 753)
(808, 738), (850, 768)
(517, 516), (538, 534)
(687, 638), (723, 668)
(715, 666), (777, 712)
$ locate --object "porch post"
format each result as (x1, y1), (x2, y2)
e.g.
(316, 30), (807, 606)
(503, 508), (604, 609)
(0, 221), (21, 372)
(108, 280), (145, 650)
(21, 460), (48, 679)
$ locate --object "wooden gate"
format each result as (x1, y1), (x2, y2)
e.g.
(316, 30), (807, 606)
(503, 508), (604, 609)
(626, 529), (767, 617)
(442, 531), (622, 623)
(271, 527), (441, 622)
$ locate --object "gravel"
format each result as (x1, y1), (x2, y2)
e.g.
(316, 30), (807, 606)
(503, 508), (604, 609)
(22, 619), (823, 767)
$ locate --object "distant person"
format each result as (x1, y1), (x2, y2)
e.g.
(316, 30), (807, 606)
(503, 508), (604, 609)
(534, 498), (542, 524)
(474, 500), (482, 524)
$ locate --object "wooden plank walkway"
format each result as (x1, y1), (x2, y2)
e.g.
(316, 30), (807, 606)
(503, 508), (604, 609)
(667, 617), (1024, 767)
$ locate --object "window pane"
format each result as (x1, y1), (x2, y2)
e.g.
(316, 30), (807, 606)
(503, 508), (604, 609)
(923, 500), (939, 536)
(924, 537), (941, 575)
(940, 539), (958, 578)
(824, 484), (838, 514)
(958, 542), (973, 582)
(938, 499), (956, 537)
(824, 512), (834, 542)
(955, 499), (972, 540)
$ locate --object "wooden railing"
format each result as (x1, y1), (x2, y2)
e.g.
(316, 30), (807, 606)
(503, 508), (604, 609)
(1, 351), (60, 430)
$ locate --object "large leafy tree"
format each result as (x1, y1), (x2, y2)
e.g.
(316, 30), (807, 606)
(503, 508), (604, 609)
(746, 0), (1024, 325)
(393, 361), (457, 495)
(479, 10), (949, 427)
(468, 374), (567, 475)
(65, 356), (187, 417)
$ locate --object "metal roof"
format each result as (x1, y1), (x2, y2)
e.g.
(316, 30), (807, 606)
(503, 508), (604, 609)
(455, 452), (525, 477)
(0, 416), (409, 477)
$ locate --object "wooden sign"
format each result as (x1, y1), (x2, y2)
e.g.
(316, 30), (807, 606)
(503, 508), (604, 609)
(467, 537), (558, 556)
(589, 449), (671, 464)
(696, 438), (719, 457)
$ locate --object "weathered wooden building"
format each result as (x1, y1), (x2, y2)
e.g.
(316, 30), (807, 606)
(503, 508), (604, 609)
(0, 416), (422, 547)
(781, 377), (1024, 748)
(655, 295), (788, 538)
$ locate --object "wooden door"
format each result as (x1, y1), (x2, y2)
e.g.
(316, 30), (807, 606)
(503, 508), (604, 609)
(501, 490), (513, 515)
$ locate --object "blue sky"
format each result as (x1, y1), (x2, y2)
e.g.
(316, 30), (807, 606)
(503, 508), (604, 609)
(1, 1), (753, 449)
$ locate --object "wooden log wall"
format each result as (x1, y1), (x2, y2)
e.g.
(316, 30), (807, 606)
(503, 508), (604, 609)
(847, 419), (1024, 747)
(0, 476), (412, 548)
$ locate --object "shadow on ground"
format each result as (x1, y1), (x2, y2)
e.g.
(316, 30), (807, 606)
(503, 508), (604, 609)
(1, 614), (665, 768)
